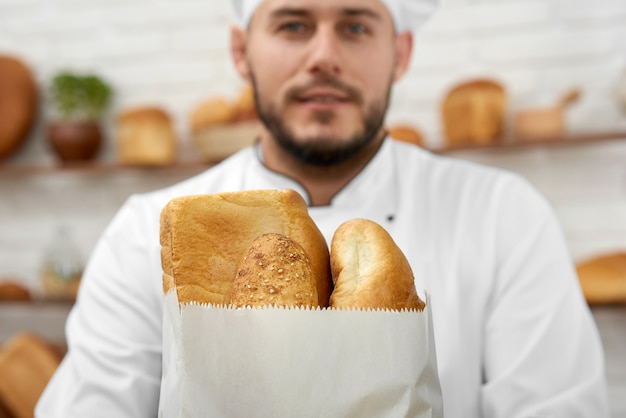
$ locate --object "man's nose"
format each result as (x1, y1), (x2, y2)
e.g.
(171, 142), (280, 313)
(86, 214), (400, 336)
(305, 26), (342, 77)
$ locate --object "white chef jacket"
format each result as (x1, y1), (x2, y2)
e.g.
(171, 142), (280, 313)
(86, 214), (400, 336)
(36, 138), (609, 418)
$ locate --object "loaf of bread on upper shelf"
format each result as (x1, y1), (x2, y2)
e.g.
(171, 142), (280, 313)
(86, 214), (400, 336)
(160, 189), (332, 307)
(116, 106), (177, 166)
(441, 78), (506, 147)
(189, 84), (261, 162)
(190, 84), (257, 134)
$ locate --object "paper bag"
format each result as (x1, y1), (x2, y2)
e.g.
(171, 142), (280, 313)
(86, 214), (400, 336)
(159, 289), (443, 418)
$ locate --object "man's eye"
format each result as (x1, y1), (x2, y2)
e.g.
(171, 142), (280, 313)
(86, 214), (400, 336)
(345, 23), (368, 35)
(279, 22), (306, 33)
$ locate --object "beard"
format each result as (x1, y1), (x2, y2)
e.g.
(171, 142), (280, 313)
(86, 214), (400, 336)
(250, 72), (392, 167)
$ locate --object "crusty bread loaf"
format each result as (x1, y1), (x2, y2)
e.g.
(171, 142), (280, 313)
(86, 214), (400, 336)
(0, 280), (31, 301)
(388, 124), (424, 147)
(0, 333), (61, 418)
(189, 84), (260, 162)
(329, 219), (425, 311)
(230, 233), (318, 308)
(190, 83), (257, 134)
(160, 189), (332, 307)
(190, 98), (238, 134)
(190, 121), (261, 163)
(232, 83), (257, 122)
(116, 106), (177, 166)
(441, 78), (506, 147)
(576, 252), (626, 305)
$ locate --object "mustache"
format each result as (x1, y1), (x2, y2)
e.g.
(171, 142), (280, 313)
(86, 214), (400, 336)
(286, 77), (363, 105)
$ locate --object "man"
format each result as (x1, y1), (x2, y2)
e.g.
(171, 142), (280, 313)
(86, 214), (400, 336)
(36, 0), (610, 417)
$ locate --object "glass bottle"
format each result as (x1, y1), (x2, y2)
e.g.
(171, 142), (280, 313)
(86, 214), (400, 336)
(41, 225), (83, 301)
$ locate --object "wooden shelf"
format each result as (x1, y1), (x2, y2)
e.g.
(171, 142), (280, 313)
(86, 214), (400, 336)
(0, 300), (73, 346)
(0, 159), (219, 176)
(1, 130), (625, 176)
(434, 130), (626, 154)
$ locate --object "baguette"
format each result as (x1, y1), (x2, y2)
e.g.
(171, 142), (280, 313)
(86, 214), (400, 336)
(329, 218), (425, 311)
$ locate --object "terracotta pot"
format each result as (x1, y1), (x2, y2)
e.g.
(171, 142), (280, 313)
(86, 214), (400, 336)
(47, 120), (102, 162)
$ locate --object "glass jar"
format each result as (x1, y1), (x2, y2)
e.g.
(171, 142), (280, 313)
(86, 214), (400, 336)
(40, 226), (83, 301)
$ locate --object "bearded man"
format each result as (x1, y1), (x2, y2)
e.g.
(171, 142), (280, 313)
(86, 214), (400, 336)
(36, 1), (609, 417)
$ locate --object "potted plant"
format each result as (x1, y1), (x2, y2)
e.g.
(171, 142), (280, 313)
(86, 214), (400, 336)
(47, 72), (113, 162)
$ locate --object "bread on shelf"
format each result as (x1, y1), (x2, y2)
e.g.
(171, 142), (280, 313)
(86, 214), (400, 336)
(116, 106), (178, 166)
(189, 84), (261, 162)
(0, 333), (62, 418)
(576, 252), (626, 305)
(441, 78), (507, 147)
(387, 124), (424, 147)
(0, 280), (31, 302)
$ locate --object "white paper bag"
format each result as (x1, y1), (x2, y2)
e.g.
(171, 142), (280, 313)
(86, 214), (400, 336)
(159, 289), (443, 418)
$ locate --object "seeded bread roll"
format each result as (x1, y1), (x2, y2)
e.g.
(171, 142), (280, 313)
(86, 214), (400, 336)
(329, 219), (425, 311)
(160, 189), (332, 307)
(230, 233), (317, 308)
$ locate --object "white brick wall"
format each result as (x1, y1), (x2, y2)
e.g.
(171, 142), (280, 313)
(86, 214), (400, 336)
(449, 140), (626, 260)
(1, 0), (626, 293)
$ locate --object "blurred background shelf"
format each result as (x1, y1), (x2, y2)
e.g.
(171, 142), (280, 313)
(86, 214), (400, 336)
(0, 301), (73, 350)
(0, 159), (218, 177)
(435, 130), (626, 154)
(1, 130), (625, 176)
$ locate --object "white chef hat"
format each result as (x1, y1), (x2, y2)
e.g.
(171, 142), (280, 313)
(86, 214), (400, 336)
(231, 0), (439, 33)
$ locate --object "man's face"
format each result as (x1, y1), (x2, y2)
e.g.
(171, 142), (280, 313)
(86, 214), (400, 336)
(242, 0), (403, 166)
